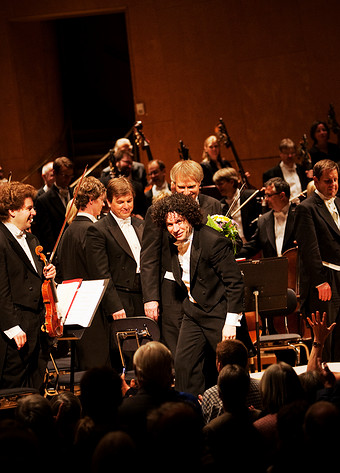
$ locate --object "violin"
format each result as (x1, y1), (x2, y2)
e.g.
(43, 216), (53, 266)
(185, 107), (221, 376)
(35, 245), (63, 338)
(35, 166), (88, 337)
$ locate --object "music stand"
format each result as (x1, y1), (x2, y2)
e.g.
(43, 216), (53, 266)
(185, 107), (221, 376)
(238, 257), (288, 371)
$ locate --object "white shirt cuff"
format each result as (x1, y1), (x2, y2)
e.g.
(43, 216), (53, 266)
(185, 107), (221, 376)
(225, 312), (243, 327)
(4, 325), (23, 339)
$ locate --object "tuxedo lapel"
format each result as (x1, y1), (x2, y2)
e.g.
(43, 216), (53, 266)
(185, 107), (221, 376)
(106, 214), (135, 259)
(0, 224), (41, 276)
(265, 211), (276, 251)
(283, 207), (295, 249)
(190, 230), (202, 285)
(132, 218), (144, 243)
(315, 194), (340, 235)
(168, 235), (185, 288)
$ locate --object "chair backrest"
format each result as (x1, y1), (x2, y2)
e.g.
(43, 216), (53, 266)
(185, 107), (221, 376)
(112, 316), (160, 367)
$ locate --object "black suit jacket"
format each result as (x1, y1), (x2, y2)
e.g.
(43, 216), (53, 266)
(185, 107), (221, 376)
(262, 163), (310, 191)
(33, 184), (73, 255)
(86, 213), (144, 315)
(237, 205), (296, 259)
(0, 223), (45, 381)
(140, 193), (223, 303)
(295, 192), (340, 289)
(56, 215), (94, 283)
(168, 225), (244, 314)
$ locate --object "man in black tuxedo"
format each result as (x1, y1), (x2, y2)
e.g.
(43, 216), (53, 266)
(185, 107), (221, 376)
(237, 177), (296, 259)
(151, 193), (253, 396)
(213, 167), (261, 242)
(0, 182), (56, 390)
(56, 176), (108, 370)
(263, 138), (311, 202)
(33, 156), (74, 256)
(86, 177), (145, 320)
(141, 159), (223, 356)
(295, 159), (340, 361)
(144, 159), (171, 209)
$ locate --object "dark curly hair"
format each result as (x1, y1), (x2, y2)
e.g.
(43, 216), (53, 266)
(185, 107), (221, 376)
(151, 193), (203, 229)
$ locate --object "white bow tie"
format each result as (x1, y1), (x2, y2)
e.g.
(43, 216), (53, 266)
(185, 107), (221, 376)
(17, 231), (26, 239)
(120, 217), (132, 225)
(274, 211), (287, 218)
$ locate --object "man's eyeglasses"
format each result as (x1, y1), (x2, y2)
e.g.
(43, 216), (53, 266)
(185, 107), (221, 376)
(265, 192), (280, 198)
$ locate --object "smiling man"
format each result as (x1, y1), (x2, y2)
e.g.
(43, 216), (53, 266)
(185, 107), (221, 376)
(151, 192), (253, 396)
(295, 159), (340, 361)
(0, 181), (56, 390)
(86, 177), (145, 321)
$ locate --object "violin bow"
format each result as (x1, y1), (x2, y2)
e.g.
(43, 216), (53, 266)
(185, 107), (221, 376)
(49, 165), (88, 264)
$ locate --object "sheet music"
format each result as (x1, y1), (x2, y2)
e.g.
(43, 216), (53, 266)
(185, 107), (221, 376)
(57, 279), (108, 327)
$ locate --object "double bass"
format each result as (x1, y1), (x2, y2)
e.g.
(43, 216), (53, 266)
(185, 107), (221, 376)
(215, 118), (253, 188)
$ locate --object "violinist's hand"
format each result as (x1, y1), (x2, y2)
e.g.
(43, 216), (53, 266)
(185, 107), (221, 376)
(317, 282), (332, 301)
(43, 263), (56, 280)
(144, 301), (159, 321)
(112, 309), (127, 320)
(14, 331), (27, 350)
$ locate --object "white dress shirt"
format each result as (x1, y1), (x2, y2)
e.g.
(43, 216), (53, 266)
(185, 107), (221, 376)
(280, 161), (302, 203)
(111, 212), (141, 272)
(273, 203), (290, 257)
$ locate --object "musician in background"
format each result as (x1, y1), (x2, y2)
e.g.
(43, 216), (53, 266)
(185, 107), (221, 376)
(200, 135), (231, 186)
(35, 161), (55, 200)
(100, 140), (147, 218)
(213, 167), (261, 243)
(237, 177), (296, 260)
(56, 176), (109, 371)
(144, 159), (171, 209)
(308, 120), (340, 167)
(263, 138), (311, 204)
(0, 182), (56, 390)
(33, 157), (74, 256)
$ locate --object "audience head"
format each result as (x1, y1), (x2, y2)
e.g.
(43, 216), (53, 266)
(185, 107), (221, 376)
(299, 370), (324, 405)
(91, 430), (136, 473)
(218, 364), (250, 413)
(215, 339), (249, 372)
(133, 341), (174, 392)
(260, 361), (304, 414)
(170, 160), (203, 198)
(80, 366), (123, 426)
(15, 393), (56, 446)
(50, 391), (82, 438)
(147, 401), (204, 472)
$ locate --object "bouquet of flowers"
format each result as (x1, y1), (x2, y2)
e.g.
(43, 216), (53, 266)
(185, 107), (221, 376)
(206, 214), (239, 254)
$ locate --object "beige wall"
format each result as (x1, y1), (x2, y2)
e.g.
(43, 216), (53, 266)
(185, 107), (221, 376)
(1, 0), (340, 189)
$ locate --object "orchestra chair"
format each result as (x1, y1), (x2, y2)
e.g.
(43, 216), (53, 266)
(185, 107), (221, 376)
(111, 316), (160, 381)
(255, 288), (310, 370)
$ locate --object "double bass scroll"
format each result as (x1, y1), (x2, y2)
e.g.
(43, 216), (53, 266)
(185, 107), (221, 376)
(178, 140), (191, 160)
(134, 121), (153, 162)
(215, 118), (253, 189)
